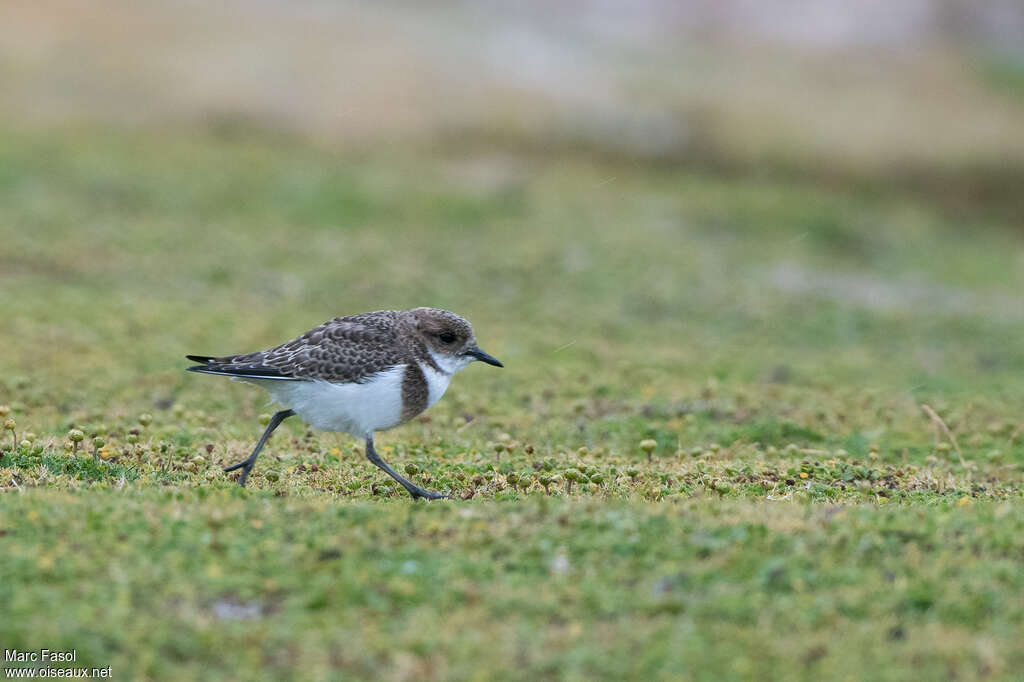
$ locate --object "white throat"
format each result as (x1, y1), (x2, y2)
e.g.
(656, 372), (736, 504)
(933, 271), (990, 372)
(420, 349), (472, 408)
(428, 349), (472, 375)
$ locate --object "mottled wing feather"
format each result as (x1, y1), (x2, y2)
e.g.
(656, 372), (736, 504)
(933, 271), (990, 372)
(191, 311), (408, 383)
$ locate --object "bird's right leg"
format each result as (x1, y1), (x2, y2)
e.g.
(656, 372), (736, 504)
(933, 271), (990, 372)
(365, 438), (447, 500)
(224, 409), (294, 487)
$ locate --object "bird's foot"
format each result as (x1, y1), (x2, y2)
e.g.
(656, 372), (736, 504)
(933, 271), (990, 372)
(408, 486), (448, 501)
(223, 458), (255, 487)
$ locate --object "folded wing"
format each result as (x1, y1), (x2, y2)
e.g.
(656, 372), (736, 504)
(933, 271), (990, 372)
(185, 312), (407, 383)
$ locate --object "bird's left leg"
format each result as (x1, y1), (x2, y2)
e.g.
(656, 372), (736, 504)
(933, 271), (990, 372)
(223, 409), (294, 487)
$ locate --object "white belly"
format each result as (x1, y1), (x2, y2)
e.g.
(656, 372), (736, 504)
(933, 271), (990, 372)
(247, 365), (406, 439)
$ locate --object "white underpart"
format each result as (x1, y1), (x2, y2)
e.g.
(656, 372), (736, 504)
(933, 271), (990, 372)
(421, 349), (473, 408)
(246, 365), (407, 439)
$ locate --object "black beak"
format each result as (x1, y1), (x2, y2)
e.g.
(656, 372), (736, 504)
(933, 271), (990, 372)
(466, 346), (503, 367)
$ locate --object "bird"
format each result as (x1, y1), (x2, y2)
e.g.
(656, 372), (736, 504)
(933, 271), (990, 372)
(185, 307), (503, 499)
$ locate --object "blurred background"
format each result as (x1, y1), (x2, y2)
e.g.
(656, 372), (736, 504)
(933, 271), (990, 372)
(3, 0), (1024, 201)
(2, 0), (1024, 423)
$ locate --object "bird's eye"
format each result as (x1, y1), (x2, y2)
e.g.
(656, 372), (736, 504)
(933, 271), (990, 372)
(438, 332), (457, 344)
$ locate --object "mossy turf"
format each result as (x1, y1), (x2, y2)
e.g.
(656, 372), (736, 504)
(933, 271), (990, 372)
(1, 129), (1023, 680)
(3, 492), (1022, 681)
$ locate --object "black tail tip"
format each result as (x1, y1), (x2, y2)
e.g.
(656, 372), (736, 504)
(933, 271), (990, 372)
(186, 354), (216, 364)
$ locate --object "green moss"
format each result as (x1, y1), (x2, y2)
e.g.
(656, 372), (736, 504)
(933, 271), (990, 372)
(1, 126), (1023, 679)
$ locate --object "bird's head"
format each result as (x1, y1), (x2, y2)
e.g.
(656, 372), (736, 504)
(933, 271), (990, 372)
(406, 307), (503, 373)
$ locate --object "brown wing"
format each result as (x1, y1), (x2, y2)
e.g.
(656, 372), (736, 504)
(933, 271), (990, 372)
(186, 311), (408, 383)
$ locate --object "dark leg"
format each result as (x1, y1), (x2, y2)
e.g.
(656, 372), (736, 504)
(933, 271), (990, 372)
(224, 409), (294, 487)
(365, 438), (446, 500)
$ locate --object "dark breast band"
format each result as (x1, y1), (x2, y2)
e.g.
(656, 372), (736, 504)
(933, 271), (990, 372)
(400, 364), (429, 423)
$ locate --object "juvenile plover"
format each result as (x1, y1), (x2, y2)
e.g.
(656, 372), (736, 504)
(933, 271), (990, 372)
(186, 307), (503, 499)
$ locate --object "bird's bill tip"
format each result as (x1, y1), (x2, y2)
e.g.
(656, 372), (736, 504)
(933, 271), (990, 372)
(466, 346), (503, 367)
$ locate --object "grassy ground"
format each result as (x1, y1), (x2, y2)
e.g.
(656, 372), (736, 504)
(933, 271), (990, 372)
(1, 128), (1023, 680)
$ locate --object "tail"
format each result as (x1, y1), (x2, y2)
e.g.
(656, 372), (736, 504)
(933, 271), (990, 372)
(186, 354), (217, 365)
(185, 354), (298, 381)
